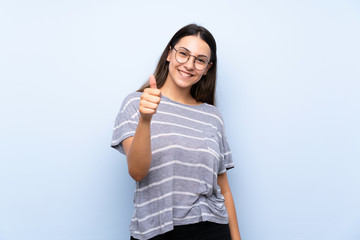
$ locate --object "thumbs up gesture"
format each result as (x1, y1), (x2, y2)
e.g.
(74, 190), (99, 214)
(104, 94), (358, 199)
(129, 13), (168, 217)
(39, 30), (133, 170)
(139, 75), (161, 121)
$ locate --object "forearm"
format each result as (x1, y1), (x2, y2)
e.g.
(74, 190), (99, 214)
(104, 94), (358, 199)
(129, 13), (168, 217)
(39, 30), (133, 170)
(223, 190), (241, 240)
(126, 117), (152, 181)
(216, 172), (241, 240)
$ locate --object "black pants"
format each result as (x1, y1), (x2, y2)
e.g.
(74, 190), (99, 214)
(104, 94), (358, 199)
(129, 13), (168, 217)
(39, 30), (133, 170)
(130, 221), (231, 240)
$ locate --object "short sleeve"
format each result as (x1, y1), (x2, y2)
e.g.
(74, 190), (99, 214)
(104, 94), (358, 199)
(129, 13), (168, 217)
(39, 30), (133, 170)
(111, 92), (141, 154)
(218, 118), (234, 174)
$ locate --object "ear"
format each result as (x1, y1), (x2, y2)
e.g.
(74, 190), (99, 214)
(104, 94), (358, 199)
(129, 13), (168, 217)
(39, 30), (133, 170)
(203, 62), (213, 75)
(166, 46), (172, 62)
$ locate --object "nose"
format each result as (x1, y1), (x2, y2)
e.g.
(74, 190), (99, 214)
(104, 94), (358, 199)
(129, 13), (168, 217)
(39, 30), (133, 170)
(184, 56), (196, 70)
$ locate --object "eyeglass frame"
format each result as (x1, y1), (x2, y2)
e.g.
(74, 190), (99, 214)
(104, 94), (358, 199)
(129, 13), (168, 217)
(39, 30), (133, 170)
(172, 47), (211, 71)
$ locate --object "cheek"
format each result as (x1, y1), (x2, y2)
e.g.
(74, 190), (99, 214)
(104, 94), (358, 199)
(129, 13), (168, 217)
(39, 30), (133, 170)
(169, 57), (181, 70)
(168, 60), (176, 70)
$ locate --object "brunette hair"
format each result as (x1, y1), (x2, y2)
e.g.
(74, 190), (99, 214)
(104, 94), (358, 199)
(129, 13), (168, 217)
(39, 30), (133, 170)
(138, 24), (217, 105)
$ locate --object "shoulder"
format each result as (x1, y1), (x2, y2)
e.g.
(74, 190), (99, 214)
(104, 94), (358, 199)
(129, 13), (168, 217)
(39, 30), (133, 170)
(202, 103), (224, 118)
(123, 91), (142, 102)
(200, 103), (225, 126)
(120, 91), (142, 106)
(116, 91), (142, 113)
(202, 103), (221, 115)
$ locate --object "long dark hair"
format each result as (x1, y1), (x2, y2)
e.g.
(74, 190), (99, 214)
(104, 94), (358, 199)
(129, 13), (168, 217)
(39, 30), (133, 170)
(138, 24), (217, 105)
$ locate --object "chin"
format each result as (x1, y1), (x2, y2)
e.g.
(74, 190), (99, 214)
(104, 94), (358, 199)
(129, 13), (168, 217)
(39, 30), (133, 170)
(175, 79), (197, 89)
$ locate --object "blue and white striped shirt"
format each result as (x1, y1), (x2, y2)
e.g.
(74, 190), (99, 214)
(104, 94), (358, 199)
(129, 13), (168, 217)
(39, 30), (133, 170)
(111, 92), (234, 240)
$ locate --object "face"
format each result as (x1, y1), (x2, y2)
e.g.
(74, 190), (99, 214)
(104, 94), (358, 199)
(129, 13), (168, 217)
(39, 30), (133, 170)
(165, 35), (212, 91)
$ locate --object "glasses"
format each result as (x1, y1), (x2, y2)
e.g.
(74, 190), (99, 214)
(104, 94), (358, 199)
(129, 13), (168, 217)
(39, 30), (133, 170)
(173, 47), (210, 71)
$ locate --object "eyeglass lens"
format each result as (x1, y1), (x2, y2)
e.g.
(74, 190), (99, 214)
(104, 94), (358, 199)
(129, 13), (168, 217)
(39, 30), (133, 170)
(175, 48), (209, 70)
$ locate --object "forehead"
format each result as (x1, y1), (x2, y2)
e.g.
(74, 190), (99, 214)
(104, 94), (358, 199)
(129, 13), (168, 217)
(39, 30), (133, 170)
(175, 35), (211, 57)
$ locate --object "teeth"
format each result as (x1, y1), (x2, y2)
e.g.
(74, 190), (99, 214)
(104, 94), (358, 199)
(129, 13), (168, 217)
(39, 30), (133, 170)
(179, 70), (191, 77)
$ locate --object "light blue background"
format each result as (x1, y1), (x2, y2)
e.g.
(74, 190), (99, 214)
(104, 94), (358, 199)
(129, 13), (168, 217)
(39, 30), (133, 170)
(1, 0), (359, 239)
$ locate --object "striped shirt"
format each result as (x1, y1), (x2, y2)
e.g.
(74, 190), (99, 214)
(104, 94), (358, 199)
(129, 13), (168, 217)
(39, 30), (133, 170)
(111, 92), (234, 240)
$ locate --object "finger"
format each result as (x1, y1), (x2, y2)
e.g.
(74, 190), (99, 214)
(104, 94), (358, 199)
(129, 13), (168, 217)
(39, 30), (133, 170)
(144, 88), (161, 98)
(139, 106), (157, 115)
(140, 101), (159, 111)
(149, 74), (157, 89)
(141, 92), (161, 104)
(139, 104), (157, 116)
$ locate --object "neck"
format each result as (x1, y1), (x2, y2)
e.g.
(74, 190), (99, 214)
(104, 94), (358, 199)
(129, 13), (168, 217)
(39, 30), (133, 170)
(160, 81), (199, 105)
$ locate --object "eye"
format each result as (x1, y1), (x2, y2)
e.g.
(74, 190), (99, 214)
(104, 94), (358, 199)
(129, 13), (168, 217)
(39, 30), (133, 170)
(179, 50), (189, 57)
(196, 58), (207, 64)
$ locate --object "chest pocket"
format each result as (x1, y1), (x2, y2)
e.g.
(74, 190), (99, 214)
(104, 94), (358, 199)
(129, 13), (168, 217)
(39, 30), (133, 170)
(203, 129), (223, 174)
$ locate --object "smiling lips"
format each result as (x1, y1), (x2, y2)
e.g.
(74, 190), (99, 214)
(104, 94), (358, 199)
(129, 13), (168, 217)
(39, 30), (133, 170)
(178, 69), (194, 78)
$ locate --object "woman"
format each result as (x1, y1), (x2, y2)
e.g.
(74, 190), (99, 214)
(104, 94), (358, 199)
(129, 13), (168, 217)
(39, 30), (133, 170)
(111, 24), (241, 240)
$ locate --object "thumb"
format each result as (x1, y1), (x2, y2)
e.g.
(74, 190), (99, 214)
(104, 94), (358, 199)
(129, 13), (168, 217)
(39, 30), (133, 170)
(149, 74), (157, 89)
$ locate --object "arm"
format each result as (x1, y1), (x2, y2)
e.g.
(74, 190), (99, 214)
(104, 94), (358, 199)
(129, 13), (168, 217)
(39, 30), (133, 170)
(122, 75), (161, 181)
(218, 172), (241, 240)
(122, 117), (152, 181)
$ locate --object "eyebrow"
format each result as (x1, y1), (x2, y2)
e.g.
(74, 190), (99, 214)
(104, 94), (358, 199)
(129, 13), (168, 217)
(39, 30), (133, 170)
(178, 47), (209, 59)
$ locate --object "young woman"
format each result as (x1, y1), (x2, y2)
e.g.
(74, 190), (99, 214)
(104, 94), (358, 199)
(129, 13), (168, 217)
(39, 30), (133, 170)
(111, 24), (241, 240)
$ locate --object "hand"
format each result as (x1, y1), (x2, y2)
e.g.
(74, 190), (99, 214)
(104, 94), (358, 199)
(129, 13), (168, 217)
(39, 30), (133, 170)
(139, 75), (161, 121)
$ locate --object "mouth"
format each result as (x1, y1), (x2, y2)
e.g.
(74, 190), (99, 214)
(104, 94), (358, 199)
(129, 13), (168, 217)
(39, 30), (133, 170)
(178, 69), (194, 78)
